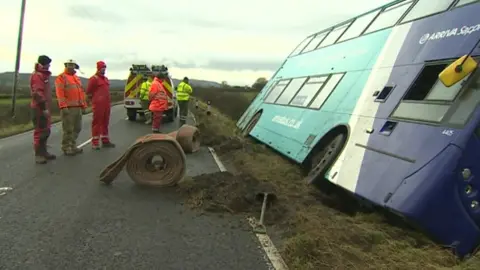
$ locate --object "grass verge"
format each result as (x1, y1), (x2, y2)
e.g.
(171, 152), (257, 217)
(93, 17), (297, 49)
(177, 98), (480, 270)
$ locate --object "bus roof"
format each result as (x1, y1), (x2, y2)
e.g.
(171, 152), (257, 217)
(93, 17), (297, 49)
(290, 0), (477, 57)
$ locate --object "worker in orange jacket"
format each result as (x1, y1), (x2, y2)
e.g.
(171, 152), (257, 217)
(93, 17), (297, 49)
(30, 55), (56, 164)
(86, 61), (115, 150)
(55, 59), (87, 156)
(149, 71), (169, 133)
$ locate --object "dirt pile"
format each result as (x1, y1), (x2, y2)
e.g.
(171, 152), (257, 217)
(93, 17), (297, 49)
(177, 171), (287, 224)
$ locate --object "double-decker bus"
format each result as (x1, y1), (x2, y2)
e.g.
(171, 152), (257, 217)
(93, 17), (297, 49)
(237, 0), (480, 257)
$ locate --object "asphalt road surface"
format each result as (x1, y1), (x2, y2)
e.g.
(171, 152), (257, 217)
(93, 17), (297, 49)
(0, 105), (271, 270)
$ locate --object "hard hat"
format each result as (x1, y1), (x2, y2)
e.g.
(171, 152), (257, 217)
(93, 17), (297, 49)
(64, 59), (80, 69)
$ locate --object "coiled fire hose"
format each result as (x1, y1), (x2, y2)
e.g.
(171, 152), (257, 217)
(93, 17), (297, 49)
(99, 125), (200, 187)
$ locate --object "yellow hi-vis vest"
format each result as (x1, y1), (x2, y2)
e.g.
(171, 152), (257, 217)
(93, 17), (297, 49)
(176, 81), (193, 101)
(139, 80), (152, 100)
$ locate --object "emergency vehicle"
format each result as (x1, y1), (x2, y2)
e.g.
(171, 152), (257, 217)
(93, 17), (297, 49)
(124, 64), (178, 122)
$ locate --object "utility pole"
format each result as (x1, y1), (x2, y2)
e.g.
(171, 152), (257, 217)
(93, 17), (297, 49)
(11, 0), (27, 117)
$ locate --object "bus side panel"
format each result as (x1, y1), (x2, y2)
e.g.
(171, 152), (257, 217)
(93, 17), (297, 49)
(249, 104), (307, 161)
(358, 3), (480, 207)
(248, 29), (393, 162)
(328, 23), (413, 192)
(393, 4), (480, 67)
(355, 4), (480, 254)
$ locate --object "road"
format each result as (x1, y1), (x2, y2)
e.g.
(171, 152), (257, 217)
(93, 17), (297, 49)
(0, 105), (271, 270)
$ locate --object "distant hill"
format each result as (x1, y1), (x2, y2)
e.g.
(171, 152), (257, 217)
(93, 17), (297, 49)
(0, 72), (223, 95)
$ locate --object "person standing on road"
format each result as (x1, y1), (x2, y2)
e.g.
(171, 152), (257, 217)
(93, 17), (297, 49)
(30, 55), (56, 164)
(86, 61), (116, 150)
(148, 72), (168, 133)
(55, 59), (87, 156)
(139, 74), (153, 125)
(176, 77), (193, 126)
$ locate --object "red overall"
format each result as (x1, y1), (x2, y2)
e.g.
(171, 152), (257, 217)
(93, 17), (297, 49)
(86, 61), (112, 146)
(149, 77), (168, 132)
(30, 64), (52, 154)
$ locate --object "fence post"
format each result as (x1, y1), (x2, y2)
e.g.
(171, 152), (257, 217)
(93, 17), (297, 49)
(195, 99), (198, 109)
(207, 101), (211, 115)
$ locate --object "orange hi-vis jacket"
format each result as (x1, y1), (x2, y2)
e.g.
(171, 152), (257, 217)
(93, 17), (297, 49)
(148, 77), (168, 112)
(55, 69), (87, 109)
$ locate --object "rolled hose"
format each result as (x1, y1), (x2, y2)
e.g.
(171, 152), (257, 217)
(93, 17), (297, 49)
(167, 124), (200, 154)
(99, 125), (200, 187)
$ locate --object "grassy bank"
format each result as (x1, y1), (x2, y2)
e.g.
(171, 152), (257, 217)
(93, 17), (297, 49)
(178, 90), (480, 270)
(0, 93), (124, 138)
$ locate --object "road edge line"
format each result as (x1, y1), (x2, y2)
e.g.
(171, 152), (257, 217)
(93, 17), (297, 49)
(255, 232), (289, 270)
(208, 147), (227, 172)
(207, 146), (288, 270)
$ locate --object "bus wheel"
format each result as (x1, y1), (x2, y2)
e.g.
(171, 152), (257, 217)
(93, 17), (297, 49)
(127, 109), (137, 121)
(305, 133), (346, 188)
(241, 112), (261, 137)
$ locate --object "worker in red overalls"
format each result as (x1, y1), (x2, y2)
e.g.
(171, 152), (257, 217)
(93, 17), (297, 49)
(148, 71), (168, 133)
(86, 61), (115, 149)
(30, 55), (56, 164)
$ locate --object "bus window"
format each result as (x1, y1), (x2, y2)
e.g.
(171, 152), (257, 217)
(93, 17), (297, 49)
(391, 62), (465, 123)
(364, 0), (413, 34)
(401, 0), (455, 23)
(275, 77), (308, 105)
(264, 80), (290, 103)
(309, 73), (345, 109)
(301, 32), (329, 53)
(319, 23), (350, 48)
(289, 37), (313, 57)
(445, 72), (478, 125)
(290, 75), (329, 107)
(456, 0), (478, 7)
(338, 10), (380, 42)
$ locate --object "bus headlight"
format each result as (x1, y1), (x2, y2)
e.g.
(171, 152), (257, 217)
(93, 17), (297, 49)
(471, 200), (479, 209)
(465, 185), (473, 195)
(462, 168), (472, 180)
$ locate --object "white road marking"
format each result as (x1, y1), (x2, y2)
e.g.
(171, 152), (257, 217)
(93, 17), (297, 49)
(206, 148), (287, 269)
(0, 187), (13, 192)
(247, 217), (289, 270)
(208, 147), (227, 172)
(77, 138), (92, 148)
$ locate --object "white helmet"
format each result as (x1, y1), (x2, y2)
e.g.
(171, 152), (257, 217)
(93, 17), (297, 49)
(64, 59), (79, 69)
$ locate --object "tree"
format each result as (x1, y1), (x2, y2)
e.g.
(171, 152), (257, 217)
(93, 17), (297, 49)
(252, 77), (268, 91)
(221, 81), (229, 87)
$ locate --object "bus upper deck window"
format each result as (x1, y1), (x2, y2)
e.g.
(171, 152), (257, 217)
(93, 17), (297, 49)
(456, 0), (478, 7)
(364, 1), (413, 34)
(401, 0), (454, 23)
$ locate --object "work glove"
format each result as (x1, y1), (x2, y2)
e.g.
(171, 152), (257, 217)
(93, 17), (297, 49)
(42, 109), (50, 117)
(82, 108), (87, 115)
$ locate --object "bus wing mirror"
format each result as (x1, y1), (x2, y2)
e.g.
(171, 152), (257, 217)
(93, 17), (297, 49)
(439, 55), (478, 87)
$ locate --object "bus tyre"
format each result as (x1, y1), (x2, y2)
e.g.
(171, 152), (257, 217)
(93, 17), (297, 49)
(241, 112), (261, 137)
(127, 109), (137, 121)
(305, 133), (346, 188)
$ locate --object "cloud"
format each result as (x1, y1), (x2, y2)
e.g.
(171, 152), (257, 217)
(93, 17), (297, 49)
(0, 0), (387, 85)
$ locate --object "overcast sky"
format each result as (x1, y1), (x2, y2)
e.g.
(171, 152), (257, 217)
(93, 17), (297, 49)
(0, 0), (386, 85)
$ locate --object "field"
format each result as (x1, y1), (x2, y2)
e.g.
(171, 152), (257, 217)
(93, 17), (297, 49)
(185, 88), (480, 270)
(0, 92), (124, 138)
